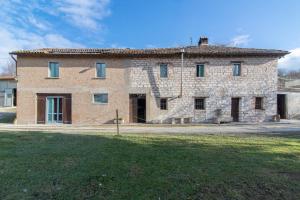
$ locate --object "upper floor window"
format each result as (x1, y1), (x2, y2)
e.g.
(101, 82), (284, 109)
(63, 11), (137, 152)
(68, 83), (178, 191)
(232, 63), (241, 76)
(93, 93), (108, 104)
(160, 98), (168, 110)
(49, 62), (59, 78)
(96, 63), (106, 78)
(195, 98), (205, 110)
(160, 64), (168, 78)
(255, 97), (263, 109)
(196, 64), (205, 77)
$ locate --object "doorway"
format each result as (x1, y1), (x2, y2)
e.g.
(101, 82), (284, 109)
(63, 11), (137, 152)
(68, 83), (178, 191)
(37, 93), (72, 124)
(277, 94), (286, 119)
(129, 94), (146, 123)
(231, 98), (240, 122)
(46, 97), (63, 123)
(13, 88), (17, 106)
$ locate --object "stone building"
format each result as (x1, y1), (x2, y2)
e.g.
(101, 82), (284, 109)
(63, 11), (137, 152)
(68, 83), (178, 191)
(10, 37), (288, 124)
(277, 77), (300, 119)
(0, 76), (17, 107)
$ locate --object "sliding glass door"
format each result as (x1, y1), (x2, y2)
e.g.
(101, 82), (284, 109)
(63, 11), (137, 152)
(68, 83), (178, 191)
(46, 97), (63, 123)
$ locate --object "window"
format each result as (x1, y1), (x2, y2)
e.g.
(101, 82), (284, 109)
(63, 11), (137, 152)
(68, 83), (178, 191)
(160, 98), (168, 110)
(49, 62), (59, 78)
(160, 64), (168, 78)
(232, 63), (241, 76)
(93, 93), (108, 104)
(196, 64), (205, 77)
(195, 98), (205, 110)
(255, 97), (263, 109)
(96, 63), (106, 78)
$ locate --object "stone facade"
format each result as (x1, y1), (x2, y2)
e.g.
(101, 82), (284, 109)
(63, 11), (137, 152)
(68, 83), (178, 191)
(16, 54), (279, 124)
(129, 57), (278, 123)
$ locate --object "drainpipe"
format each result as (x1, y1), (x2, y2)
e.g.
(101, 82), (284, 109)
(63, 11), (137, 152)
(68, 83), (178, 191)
(179, 48), (185, 98)
(10, 54), (17, 77)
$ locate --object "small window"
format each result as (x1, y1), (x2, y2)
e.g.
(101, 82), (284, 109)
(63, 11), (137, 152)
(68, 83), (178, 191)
(93, 93), (108, 104)
(196, 64), (205, 77)
(160, 98), (168, 110)
(233, 63), (241, 76)
(195, 98), (205, 110)
(255, 97), (263, 109)
(49, 62), (59, 78)
(96, 63), (106, 78)
(160, 64), (168, 78)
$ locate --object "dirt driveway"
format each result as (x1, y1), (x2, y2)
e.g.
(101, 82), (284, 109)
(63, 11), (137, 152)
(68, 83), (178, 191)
(0, 119), (299, 135)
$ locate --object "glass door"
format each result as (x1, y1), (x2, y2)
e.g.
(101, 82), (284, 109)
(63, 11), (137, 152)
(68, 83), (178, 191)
(46, 97), (63, 123)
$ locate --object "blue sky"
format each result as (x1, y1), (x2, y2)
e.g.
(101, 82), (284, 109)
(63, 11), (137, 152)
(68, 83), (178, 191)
(0, 0), (300, 71)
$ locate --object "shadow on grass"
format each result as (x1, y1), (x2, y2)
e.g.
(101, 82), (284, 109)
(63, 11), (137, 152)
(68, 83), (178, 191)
(0, 131), (299, 200)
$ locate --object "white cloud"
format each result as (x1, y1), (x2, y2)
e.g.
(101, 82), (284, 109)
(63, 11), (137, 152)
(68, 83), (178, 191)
(229, 34), (250, 47)
(0, 0), (112, 72)
(56, 0), (111, 30)
(27, 15), (50, 31)
(278, 48), (300, 71)
(0, 25), (83, 73)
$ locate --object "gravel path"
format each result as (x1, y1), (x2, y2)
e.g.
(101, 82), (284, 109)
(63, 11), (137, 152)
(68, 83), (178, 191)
(0, 120), (299, 135)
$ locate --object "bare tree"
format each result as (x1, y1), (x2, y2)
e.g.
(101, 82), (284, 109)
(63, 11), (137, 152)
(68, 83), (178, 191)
(0, 59), (16, 76)
(278, 68), (300, 79)
(278, 68), (286, 77)
(286, 70), (300, 79)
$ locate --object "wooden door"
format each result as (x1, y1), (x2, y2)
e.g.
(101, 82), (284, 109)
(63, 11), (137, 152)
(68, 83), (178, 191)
(63, 96), (72, 124)
(277, 94), (286, 119)
(37, 95), (46, 124)
(129, 95), (138, 123)
(231, 98), (240, 122)
(129, 94), (146, 123)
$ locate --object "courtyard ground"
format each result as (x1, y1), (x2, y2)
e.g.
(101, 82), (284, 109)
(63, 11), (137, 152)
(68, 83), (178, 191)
(0, 131), (299, 199)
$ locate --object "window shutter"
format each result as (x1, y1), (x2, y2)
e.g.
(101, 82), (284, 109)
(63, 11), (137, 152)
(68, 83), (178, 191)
(63, 95), (72, 124)
(200, 65), (204, 77)
(37, 95), (46, 124)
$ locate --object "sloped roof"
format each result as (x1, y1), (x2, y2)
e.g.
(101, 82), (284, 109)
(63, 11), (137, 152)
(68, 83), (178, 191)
(10, 45), (289, 57)
(0, 76), (16, 81)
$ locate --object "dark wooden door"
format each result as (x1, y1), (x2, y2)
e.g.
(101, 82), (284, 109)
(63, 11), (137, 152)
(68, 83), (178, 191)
(129, 94), (146, 123)
(37, 95), (46, 124)
(129, 95), (138, 123)
(137, 98), (146, 123)
(231, 98), (240, 122)
(63, 96), (72, 124)
(277, 94), (286, 119)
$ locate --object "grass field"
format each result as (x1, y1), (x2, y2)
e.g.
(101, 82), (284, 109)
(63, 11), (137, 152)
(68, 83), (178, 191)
(0, 131), (299, 199)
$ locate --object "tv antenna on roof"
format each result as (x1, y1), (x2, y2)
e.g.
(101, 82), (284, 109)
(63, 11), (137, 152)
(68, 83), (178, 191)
(190, 37), (193, 46)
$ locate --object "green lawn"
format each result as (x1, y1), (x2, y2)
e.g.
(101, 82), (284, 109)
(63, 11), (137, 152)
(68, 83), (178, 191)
(0, 131), (299, 200)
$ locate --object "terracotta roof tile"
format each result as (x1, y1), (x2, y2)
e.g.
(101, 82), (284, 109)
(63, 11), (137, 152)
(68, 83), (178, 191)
(10, 45), (289, 57)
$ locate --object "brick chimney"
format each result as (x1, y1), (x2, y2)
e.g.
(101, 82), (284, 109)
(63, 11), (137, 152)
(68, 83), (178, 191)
(198, 37), (208, 46)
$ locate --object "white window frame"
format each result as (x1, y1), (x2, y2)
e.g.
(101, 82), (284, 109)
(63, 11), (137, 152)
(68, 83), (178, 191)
(48, 62), (60, 78)
(46, 96), (63, 124)
(93, 93), (108, 104)
(95, 63), (106, 78)
(160, 63), (168, 78)
(196, 64), (205, 77)
(232, 62), (241, 77)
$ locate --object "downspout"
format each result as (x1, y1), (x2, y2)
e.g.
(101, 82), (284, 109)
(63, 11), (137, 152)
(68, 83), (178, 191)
(10, 54), (17, 77)
(179, 48), (185, 98)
